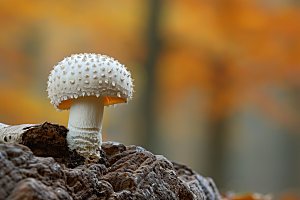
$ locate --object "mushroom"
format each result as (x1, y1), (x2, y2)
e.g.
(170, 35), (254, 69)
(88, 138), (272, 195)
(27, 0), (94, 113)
(47, 53), (134, 162)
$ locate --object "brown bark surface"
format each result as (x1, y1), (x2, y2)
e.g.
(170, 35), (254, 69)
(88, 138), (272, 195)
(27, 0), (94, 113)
(0, 123), (221, 200)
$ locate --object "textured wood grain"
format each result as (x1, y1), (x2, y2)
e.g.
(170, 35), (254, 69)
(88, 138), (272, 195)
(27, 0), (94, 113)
(0, 122), (221, 200)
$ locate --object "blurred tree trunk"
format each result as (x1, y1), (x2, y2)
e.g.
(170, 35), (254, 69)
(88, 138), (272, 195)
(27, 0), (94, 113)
(142, 0), (162, 153)
(208, 118), (227, 188)
(206, 0), (237, 188)
(207, 57), (229, 188)
(292, 87), (300, 188)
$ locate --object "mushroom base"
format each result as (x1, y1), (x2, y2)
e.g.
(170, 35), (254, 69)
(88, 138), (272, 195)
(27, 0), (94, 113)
(67, 96), (104, 161)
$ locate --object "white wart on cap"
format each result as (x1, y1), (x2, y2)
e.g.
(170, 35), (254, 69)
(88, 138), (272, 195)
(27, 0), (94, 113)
(47, 53), (134, 110)
(47, 53), (134, 162)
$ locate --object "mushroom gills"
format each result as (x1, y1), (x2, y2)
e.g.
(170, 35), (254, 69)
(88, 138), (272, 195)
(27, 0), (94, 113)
(57, 96), (127, 110)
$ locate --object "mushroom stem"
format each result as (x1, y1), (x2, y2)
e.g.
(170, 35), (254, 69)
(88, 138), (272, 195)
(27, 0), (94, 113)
(67, 96), (104, 160)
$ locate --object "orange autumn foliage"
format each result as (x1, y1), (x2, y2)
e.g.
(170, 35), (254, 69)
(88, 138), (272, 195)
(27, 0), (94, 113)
(158, 0), (300, 125)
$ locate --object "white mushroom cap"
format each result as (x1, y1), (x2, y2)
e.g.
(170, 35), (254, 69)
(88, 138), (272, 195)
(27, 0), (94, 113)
(47, 53), (134, 110)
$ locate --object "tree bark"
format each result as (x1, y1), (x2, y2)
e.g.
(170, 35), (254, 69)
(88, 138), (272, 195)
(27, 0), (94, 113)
(0, 122), (221, 200)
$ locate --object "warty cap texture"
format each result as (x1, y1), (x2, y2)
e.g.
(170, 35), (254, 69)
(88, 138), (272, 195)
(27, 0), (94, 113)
(47, 53), (134, 110)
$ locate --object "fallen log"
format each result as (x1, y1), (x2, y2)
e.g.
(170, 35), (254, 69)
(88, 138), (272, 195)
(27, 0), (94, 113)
(0, 122), (221, 200)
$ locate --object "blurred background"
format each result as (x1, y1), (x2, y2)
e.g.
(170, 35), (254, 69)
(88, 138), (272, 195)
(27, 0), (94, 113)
(1, 0), (300, 198)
